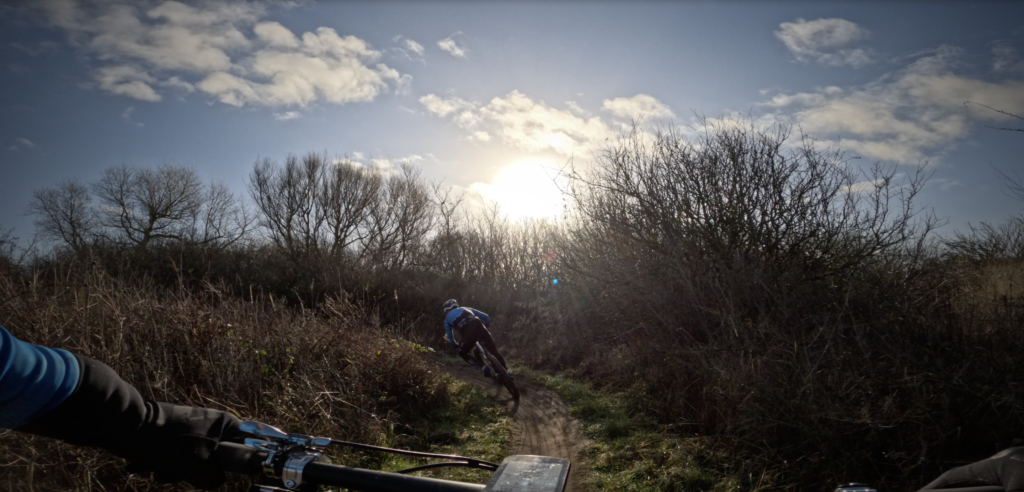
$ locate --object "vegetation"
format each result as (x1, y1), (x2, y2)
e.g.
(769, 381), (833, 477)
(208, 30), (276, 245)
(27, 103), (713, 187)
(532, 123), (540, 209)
(5, 116), (1024, 491)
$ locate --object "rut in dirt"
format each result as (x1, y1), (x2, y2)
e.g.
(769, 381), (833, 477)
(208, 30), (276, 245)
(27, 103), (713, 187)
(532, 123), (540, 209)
(441, 361), (586, 492)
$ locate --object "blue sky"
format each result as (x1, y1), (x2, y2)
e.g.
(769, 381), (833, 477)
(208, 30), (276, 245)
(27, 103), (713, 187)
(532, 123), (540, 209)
(1, 1), (1023, 242)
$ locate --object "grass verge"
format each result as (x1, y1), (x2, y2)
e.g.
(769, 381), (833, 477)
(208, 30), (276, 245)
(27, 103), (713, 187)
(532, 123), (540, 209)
(366, 374), (515, 484)
(519, 368), (769, 492)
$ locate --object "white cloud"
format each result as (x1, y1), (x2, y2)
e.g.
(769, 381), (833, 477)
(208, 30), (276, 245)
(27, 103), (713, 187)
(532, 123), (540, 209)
(931, 178), (964, 192)
(602, 94), (674, 119)
(390, 36), (425, 61)
(255, 21), (300, 49)
(15, 138), (35, 148)
(565, 101), (589, 116)
(843, 177), (887, 195)
(395, 74), (413, 96)
(95, 65), (161, 101)
(198, 27), (399, 107)
(421, 90), (614, 156)
(160, 75), (194, 92)
(762, 47), (1024, 163)
(420, 94), (474, 117)
(438, 36), (466, 58)
(39, 1), (406, 107)
(121, 106), (144, 126)
(403, 38), (424, 57)
(775, 18), (873, 67)
(273, 111), (301, 121)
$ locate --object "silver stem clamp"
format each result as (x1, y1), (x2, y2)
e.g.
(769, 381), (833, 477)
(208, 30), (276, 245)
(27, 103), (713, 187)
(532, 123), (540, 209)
(239, 420), (332, 490)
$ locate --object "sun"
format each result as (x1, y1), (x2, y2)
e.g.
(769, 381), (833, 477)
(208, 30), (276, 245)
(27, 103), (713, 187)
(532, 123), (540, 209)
(475, 159), (566, 221)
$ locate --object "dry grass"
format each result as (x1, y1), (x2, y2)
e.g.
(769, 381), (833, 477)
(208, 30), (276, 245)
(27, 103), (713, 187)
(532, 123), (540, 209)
(0, 262), (457, 491)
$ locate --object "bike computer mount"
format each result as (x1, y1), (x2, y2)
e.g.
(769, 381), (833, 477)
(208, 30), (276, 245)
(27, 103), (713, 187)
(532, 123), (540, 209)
(483, 455), (570, 492)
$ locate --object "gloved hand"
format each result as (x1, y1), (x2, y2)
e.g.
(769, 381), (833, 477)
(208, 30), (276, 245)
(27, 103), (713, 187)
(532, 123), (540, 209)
(919, 447), (1024, 491)
(16, 355), (243, 489)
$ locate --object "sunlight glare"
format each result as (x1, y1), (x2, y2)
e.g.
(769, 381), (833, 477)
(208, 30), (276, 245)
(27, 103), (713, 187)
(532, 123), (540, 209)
(476, 159), (565, 221)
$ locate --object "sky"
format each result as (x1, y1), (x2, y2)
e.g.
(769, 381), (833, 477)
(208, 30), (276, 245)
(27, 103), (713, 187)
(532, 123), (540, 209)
(1, 0), (1023, 245)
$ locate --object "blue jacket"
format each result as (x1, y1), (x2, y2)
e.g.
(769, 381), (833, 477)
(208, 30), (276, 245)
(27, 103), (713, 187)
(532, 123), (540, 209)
(0, 325), (80, 427)
(444, 307), (490, 346)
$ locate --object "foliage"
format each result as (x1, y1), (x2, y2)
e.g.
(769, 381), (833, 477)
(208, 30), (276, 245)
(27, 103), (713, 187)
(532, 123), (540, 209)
(15, 116), (1024, 491)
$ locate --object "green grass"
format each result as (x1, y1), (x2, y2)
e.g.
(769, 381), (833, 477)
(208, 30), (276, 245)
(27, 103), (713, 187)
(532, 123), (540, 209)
(519, 368), (767, 492)
(329, 372), (515, 485)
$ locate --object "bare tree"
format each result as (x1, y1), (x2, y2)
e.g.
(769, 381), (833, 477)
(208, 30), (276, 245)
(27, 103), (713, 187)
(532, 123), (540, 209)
(363, 164), (435, 269)
(27, 178), (97, 252)
(428, 181), (467, 277)
(185, 181), (254, 250)
(92, 164), (246, 249)
(321, 159), (381, 256)
(965, 101), (1024, 133)
(564, 119), (935, 282)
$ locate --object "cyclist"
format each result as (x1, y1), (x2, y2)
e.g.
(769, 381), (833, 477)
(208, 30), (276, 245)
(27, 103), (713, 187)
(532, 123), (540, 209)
(443, 299), (512, 379)
(0, 324), (242, 490)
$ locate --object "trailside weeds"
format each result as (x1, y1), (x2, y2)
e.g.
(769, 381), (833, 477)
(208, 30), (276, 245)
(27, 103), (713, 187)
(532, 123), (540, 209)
(521, 368), (775, 492)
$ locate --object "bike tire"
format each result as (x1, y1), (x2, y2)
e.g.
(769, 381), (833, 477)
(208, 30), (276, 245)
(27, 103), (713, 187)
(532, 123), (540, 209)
(483, 351), (519, 400)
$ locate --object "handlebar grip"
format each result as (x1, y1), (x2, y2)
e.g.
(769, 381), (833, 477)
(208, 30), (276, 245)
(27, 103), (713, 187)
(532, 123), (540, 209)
(215, 442), (267, 475)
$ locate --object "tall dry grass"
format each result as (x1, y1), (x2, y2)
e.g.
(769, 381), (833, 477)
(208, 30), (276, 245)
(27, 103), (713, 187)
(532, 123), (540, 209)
(0, 258), (453, 491)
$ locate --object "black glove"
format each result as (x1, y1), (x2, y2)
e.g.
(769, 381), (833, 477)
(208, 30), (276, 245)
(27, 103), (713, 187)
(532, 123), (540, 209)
(919, 447), (1024, 491)
(16, 355), (243, 489)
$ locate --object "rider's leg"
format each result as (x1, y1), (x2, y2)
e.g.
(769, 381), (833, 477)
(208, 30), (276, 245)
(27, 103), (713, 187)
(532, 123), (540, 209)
(458, 339), (485, 369)
(477, 329), (509, 372)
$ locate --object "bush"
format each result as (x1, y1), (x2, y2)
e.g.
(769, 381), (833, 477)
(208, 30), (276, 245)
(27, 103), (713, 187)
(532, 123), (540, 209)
(505, 119), (1024, 490)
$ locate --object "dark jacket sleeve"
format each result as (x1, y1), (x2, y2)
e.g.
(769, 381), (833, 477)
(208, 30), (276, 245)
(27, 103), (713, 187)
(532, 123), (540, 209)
(15, 354), (153, 456)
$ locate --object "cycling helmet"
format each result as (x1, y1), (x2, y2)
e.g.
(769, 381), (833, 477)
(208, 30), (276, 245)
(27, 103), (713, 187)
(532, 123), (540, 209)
(443, 299), (459, 313)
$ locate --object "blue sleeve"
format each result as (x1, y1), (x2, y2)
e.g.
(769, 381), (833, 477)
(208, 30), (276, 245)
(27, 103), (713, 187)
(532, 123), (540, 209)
(0, 326), (80, 428)
(444, 311), (458, 346)
(470, 308), (490, 327)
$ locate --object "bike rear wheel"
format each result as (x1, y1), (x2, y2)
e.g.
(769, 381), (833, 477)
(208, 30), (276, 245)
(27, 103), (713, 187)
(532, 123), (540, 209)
(482, 351), (519, 400)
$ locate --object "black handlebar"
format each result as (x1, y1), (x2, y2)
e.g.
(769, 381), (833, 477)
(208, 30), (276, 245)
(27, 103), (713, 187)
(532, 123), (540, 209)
(924, 488), (1005, 492)
(214, 442), (486, 492)
(215, 442), (265, 475)
(303, 462), (485, 492)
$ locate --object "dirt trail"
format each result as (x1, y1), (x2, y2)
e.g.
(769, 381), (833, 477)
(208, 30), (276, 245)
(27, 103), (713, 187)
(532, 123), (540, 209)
(442, 361), (586, 492)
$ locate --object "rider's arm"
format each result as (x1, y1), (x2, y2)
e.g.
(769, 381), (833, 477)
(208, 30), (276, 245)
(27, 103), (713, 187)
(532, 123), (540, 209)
(1, 325), (242, 490)
(469, 308), (490, 327)
(444, 311), (459, 346)
(0, 325), (80, 427)
(918, 447), (1024, 491)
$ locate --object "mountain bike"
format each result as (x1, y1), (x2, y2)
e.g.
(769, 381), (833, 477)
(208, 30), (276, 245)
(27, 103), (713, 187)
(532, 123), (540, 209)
(471, 340), (520, 401)
(217, 419), (568, 491)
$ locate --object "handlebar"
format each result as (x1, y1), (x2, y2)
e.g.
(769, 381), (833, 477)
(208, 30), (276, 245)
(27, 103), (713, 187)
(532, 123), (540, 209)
(215, 442), (486, 491)
(216, 421), (568, 492)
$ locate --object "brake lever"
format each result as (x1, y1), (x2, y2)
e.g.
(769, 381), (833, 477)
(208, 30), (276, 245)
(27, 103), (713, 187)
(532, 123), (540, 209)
(238, 420), (332, 490)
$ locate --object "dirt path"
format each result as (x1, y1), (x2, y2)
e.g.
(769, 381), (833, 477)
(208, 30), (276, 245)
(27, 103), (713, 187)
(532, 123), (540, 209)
(441, 361), (586, 492)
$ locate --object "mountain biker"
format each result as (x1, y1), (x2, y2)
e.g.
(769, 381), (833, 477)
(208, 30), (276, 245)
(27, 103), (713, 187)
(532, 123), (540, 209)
(0, 324), (243, 490)
(443, 299), (512, 379)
